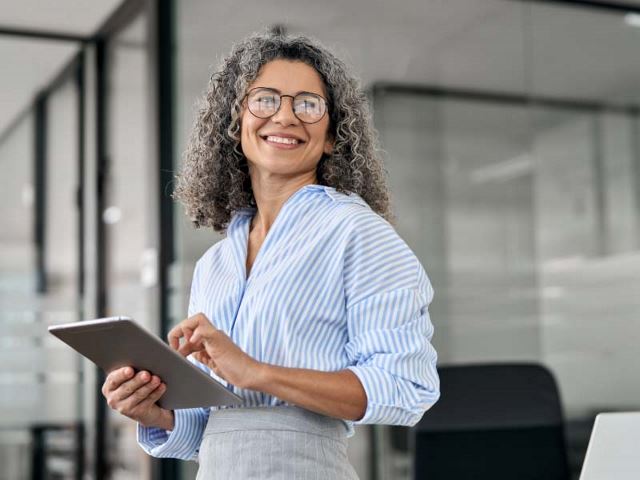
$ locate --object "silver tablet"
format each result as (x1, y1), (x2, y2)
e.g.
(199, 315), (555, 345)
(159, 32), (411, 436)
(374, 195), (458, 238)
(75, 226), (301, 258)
(48, 316), (243, 410)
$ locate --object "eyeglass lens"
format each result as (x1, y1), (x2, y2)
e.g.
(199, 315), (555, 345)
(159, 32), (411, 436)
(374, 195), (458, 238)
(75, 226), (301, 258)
(247, 88), (326, 123)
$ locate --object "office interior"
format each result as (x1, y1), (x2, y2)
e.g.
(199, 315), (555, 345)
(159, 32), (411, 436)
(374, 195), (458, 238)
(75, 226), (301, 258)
(1, 0), (640, 478)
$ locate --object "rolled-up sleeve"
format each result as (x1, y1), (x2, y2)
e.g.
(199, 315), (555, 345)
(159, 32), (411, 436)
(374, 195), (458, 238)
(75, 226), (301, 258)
(343, 212), (440, 426)
(136, 259), (211, 460)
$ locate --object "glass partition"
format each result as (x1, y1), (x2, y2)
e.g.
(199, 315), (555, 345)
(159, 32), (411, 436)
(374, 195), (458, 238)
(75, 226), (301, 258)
(103, 8), (155, 479)
(373, 89), (640, 478)
(533, 106), (640, 418)
(0, 111), (36, 480)
(42, 76), (84, 479)
(376, 95), (539, 365)
(0, 72), (84, 479)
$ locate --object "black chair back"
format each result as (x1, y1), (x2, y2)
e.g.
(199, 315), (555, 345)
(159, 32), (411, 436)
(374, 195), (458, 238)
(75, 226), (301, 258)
(414, 363), (571, 480)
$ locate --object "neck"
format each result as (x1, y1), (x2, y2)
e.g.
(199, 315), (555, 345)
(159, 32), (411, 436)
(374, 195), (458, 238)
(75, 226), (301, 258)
(249, 174), (318, 235)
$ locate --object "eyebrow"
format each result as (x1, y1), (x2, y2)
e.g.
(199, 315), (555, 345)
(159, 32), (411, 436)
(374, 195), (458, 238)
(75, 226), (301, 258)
(255, 86), (324, 97)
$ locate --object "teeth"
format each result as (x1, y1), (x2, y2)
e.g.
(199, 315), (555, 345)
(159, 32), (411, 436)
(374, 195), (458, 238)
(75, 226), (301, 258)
(265, 136), (299, 145)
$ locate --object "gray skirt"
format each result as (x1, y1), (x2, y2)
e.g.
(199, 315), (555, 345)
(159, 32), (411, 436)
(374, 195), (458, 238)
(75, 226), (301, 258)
(195, 405), (360, 480)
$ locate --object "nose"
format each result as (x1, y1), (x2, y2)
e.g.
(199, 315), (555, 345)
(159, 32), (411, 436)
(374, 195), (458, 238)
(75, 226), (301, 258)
(271, 96), (300, 126)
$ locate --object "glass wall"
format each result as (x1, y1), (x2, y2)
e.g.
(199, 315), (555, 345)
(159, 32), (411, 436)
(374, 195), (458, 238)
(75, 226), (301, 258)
(103, 7), (156, 479)
(533, 106), (640, 416)
(0, 111), (35, 480)
(377, 96), (539, 365)
(0, 3), (158, 479)
(375, 93), (640, 400)
(42, 76), (84, 479)
(372, 4), (640, 475)
(0, 72), (84, 479)
(175, 1), (640, 479)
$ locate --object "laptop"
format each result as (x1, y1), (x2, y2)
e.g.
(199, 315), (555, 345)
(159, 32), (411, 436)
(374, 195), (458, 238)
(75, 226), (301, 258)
(580, 412), (640, 480)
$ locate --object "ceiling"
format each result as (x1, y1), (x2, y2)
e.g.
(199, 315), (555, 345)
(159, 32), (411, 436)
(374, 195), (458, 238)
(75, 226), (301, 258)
(176, 0), (640, 137)
(0, 0), (122, 135)
(3, 0), (640, 138)
(0, 0), (122, 35)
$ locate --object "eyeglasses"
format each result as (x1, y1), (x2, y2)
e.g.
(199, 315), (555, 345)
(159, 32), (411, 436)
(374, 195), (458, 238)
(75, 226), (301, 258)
(244, 87), (328, 124)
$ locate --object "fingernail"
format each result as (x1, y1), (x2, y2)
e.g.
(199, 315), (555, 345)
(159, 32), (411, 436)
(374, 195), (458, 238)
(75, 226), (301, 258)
(125, 368), (132, 376)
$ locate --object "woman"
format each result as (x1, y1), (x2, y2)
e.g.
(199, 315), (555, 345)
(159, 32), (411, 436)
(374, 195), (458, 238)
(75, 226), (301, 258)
(101, 30), (439, 478)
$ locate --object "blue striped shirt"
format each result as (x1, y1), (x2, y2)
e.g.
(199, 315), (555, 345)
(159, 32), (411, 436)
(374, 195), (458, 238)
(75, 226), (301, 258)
(137, 183), (439, 460)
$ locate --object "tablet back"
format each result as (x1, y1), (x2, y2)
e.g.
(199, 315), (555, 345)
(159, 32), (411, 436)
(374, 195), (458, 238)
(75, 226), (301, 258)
(48, 316), (242, 409)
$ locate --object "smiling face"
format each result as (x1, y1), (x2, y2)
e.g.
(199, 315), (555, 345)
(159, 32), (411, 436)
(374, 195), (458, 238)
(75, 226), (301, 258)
(239, 59), (334, 183)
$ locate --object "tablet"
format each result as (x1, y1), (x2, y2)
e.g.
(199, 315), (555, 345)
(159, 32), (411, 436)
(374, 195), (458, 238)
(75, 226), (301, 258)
(48, 316), (243, 410)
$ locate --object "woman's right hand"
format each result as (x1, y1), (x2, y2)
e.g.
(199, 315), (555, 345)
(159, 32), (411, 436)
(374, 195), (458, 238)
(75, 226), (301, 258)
(102, 366), (174, 430)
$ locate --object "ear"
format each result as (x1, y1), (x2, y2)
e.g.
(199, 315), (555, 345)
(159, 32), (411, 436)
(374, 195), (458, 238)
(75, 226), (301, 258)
(323, 134), (334, 156)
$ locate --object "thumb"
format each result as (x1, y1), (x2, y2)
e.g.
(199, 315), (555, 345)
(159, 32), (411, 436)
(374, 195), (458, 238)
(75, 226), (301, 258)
(190, 328), (203, 346)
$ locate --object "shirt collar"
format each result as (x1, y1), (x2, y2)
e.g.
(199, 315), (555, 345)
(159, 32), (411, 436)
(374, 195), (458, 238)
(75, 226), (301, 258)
(234, 183), (368, 217)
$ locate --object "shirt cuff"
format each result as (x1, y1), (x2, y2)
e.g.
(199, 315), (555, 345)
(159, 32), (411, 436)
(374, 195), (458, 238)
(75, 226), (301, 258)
(347, 365), (432, 427)
(136, 408), (209, 460)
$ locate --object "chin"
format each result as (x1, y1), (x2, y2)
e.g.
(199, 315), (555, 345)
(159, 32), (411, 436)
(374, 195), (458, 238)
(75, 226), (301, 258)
(250, 160), (299, 175)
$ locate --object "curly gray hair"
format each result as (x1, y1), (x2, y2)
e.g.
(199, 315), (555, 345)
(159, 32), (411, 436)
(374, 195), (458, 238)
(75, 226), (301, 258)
(173, 29), (394, 233)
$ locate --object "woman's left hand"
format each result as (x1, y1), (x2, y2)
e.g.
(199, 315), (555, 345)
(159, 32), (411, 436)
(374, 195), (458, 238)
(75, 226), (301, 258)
(168, 313), (263, 389)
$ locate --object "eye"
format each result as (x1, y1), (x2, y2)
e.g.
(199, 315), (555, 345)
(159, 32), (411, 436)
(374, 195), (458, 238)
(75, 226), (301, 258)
(295, 96), (320, 112)
(248, 89), (279, 112)
(302, 100), (317, 109)
(256, 95), (277, 106)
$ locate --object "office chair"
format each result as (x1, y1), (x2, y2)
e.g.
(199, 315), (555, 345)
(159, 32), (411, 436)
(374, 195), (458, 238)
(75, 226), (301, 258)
(414, 363), (571, 480)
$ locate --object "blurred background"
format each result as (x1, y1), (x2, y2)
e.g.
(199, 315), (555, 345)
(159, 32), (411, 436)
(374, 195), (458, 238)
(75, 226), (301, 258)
(2, 0), (640, 479)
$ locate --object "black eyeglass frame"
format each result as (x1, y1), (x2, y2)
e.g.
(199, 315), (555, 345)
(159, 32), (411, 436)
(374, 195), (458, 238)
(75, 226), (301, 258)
(242, 87), (329, 124)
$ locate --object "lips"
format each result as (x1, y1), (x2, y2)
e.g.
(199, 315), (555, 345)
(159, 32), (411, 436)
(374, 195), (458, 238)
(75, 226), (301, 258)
(259, 134), (307, 151)
(268, 136), (299, 145)
(260, 134), (305, 144)
(261, 135), (304, 149)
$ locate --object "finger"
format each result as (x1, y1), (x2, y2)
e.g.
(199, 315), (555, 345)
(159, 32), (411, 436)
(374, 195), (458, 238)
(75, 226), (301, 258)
(209, 363), (221, 378)
(104, 366), (135, 395)
(111, 370), (152, 403)
(191, 322), (217, 346)
(183, 327), (193, 343)
(167, 324), (184, 350)
(193, 351), (205, 363)
(197, 351), (216, 369)
(177, 340), (203, 358)
(167, 317), (198, 350)
(196, 312), (216, 329)
(121, 375), (162, 410)
(190, 328), (202, 345)
(168, 324), (189, 350)
(193, 351), (212, 366)
(132, 382), (167, 412)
